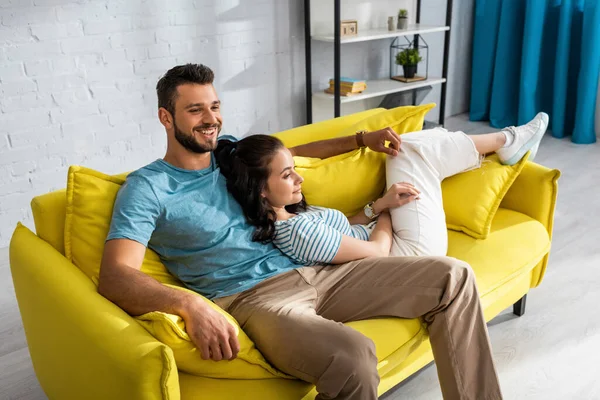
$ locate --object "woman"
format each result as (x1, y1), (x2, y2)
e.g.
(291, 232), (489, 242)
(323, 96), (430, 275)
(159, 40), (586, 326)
(215, 112), (548, 264)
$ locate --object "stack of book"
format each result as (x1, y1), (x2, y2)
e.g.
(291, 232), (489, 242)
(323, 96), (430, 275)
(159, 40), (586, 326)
(325, 77), (367, 96)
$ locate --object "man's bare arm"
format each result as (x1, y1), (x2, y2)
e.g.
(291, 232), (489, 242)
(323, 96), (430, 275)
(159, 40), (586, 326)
(98, 239), (193, 316)
(98, 239), (240, 361)
(289, 127), (401, 159)
(289, 135), (358, 159)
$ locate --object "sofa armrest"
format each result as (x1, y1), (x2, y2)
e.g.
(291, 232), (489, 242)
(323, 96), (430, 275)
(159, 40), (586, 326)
(31, 189), (67, 255)
(9, 223), (180, 400)
(500, 162), (561, 287)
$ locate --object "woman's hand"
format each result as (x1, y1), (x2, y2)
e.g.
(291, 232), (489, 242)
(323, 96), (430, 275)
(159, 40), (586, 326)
(374, 182), (420, 213)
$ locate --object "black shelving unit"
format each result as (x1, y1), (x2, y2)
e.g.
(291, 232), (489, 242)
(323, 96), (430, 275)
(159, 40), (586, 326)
(304, 0), (454, 126)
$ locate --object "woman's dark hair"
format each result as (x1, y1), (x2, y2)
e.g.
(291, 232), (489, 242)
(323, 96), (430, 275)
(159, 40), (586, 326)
(215, 134), (307, 243)
(156, 64), (214, 116)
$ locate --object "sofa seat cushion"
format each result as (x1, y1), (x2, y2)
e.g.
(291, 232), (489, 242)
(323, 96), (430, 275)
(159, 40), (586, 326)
(177, 319), (428, 400)
(447, 208), (551, 296)
(346, 317), (426, 377)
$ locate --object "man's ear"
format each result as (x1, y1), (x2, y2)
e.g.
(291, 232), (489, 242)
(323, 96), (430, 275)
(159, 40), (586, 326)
(158, 107), (173, 129)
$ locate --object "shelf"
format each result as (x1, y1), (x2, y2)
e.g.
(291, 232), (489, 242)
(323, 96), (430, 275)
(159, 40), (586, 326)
(311, 24), (449, 44)
(313, 77), (446, 103)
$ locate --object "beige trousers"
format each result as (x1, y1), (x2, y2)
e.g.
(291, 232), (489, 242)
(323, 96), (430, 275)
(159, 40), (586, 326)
(215, 256), (503, 400)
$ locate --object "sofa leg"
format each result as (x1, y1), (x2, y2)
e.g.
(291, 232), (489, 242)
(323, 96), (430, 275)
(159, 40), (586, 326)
(513, 295), (527, 317)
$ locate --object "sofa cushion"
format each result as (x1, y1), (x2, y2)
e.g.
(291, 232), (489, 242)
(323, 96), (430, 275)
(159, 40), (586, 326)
(447, 207), (551, 297)
(64, 166), (179, 287)
(286, 104), (435, 216)
(346, 318), (426, 377)
(135, 285), (293, 380)
(442, 153), (530, 240)
(273, 108), (386, 147)
(292, 150), (386, 217)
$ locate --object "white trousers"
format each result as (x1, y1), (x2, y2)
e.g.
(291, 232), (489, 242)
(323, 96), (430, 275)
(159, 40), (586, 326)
(386, 128), (481, 257)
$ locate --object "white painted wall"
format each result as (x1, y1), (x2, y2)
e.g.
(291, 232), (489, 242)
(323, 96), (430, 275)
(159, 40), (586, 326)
(0, 0), (305, 247)
(440, 0), (474, 117)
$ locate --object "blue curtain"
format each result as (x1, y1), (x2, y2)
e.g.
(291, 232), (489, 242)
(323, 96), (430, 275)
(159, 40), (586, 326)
(470, 0), (600, 144)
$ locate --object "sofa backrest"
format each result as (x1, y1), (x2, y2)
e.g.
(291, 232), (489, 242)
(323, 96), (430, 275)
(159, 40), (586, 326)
(29, 109), (385, 254)
(274, 108), (384, 147)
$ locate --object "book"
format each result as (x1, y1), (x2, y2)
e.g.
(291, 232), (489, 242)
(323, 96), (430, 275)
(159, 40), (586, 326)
(329, 77), (366, 84)
(324, 88), (364, 96)
(329, 79), (366, 87)
(328, 80), (367, 94)
(325, 86), (366, 94)
(329, 82), (367, 91)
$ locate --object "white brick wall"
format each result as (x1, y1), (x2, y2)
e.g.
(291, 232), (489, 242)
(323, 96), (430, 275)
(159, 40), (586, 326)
(0, 0), (305, 247)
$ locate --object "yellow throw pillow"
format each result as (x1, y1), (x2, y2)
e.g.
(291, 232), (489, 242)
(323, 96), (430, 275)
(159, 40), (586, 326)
(442, 153), (530, 239)
(294, 150), (386, 217)
(336, 103), (436, 139)
(64, 166), (180, 287)
(64, 166), (288, 379)
(135, 285), (292, 380)
(289, 104), (435, 216)
(273, 108), (386, 147)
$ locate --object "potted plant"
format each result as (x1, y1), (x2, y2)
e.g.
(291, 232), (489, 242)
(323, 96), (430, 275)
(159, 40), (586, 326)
(397, 9), (408, 30)
(395, 48), (422, 79)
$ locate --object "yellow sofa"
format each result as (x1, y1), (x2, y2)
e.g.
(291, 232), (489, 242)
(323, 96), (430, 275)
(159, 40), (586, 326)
(9, 109), (560, 400)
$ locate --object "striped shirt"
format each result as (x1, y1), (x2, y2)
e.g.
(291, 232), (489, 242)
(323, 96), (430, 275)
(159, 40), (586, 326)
(273, 206), (372, 266)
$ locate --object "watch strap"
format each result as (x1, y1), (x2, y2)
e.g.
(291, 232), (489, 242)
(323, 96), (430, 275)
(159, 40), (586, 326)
(355, 130), (366, 148)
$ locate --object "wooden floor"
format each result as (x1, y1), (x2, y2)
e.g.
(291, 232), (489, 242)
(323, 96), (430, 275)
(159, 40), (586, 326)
(1, 114), (599, 400)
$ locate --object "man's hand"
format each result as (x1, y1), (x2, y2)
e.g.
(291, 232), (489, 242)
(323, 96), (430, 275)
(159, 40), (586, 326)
(374, 182), (420, 213)
(180, 297), (240, 361)
(100, 240), (240, 362)
(363, 127), (401, 156)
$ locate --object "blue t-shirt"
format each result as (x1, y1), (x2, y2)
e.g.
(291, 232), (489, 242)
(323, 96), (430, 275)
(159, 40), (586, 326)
(106, 138), (297, 299)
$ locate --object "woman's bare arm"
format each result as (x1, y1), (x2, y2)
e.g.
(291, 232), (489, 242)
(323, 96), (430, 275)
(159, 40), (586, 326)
(330, 212), (393, 264)
(347, 182), (421, 225)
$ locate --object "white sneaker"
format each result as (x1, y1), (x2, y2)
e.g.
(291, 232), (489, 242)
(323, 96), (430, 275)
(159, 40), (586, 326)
(496, 112), (549, 165)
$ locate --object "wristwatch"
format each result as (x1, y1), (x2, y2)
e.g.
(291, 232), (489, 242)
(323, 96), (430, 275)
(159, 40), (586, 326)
(355, 130), (367, 148)
(363, 201), (380, 220)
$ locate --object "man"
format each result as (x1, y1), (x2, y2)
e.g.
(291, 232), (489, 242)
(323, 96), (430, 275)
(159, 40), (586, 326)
(99, 64), (503, 400)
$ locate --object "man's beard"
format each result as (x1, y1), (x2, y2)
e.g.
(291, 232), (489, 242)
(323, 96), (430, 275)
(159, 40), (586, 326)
(174, 121), (221, 154)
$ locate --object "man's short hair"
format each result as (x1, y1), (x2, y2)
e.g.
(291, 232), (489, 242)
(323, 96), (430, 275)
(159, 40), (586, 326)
(156, 64), (215, 116)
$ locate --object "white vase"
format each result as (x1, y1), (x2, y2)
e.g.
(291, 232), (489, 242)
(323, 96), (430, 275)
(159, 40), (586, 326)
(388, 16), (395, 31)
